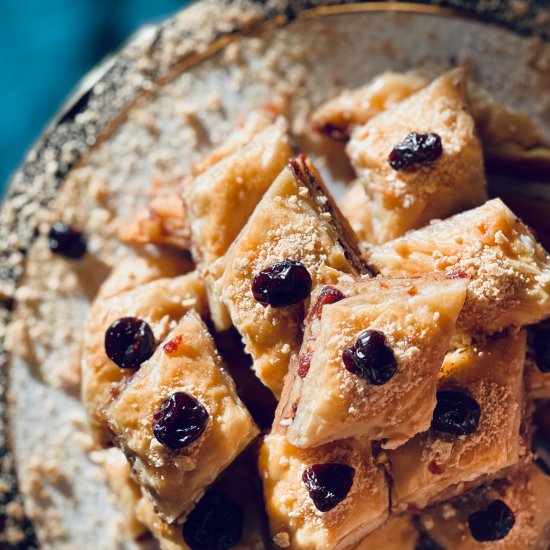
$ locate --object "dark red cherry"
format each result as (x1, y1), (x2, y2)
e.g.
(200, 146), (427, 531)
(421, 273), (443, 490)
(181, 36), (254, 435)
(153, 392), (208, 450)
(183, 490), (243, 550)
(533, 329), (550, 373)
(307, 285), (346, 322)
(468, 500), (515, 542)
(342, 330), (397, 385)
(431, 390), (480, 435)
(48, 222), (87, 259)
(388, 132), (443, 171)
(298, 352), (313, 379)
(251, 259), (312, 308)
(104, 317), (155, 369)
(302, 463), (355, 512)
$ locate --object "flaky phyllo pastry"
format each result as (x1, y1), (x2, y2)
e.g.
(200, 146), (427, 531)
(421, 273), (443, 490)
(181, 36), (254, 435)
(211, 155), (366, 397)
(71, 68), (550, 550)
(279, 276), (467, 449)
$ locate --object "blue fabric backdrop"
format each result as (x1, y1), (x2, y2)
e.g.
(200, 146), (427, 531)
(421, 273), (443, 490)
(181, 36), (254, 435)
(1, 0), (189, 195)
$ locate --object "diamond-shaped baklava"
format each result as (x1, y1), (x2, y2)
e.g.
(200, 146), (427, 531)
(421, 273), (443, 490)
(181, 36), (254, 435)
(368, 198), (550, 334)
(82, 272), (207, 445)
(259, 433), (388, 550)
(279, 275), (466, 449)
(183, 117), (291, 267)
(211, 156), (366, 397)
(345, 69), (486, 244)
(105, 310), (258, 523)
(75, 62), (550, 550)
(389, 331), (526, 510)
(183, 117), (291, 331)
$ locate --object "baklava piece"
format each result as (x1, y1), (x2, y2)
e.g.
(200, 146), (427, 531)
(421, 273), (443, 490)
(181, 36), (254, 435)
(346, 69), (486, 243)
(368, 198), (550, 334)
(211, 156), (366, 397)
(281, 275), (467, 449)
(420, 463), (550, 549)
(105, 311), (258, 523)
(120, 110), (275, 251)
(312, 69), (550, 174)
(184, 118), (291, 267)
(82, 272), (207, 445)
(389, 331), (526, 510)
(259, 434), (388, 550)
(184, 117), (291, 330)
(311, 72), (427, 141)
(353, 516), (419, 550)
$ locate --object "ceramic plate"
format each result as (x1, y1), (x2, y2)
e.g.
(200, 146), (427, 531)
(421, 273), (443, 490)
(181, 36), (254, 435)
(1, 1), (549, 548)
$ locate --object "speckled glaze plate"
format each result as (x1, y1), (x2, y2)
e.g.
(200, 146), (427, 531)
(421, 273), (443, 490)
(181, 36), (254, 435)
(1, 1), (550, 548)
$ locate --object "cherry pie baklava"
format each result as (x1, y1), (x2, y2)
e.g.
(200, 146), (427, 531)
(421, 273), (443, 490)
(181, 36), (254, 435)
(75, 69), (550, 549)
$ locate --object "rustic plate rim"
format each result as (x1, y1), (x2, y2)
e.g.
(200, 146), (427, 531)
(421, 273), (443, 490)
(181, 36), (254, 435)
(1, 1), (548, 548)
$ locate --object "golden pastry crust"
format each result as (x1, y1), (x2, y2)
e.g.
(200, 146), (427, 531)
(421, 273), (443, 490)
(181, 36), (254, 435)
(420, 464), (550, 550)
(211, 156), (366, 397)
(367, 198), (550, 334)
(183, 118), (291, 267)
(283, 276), (467, 449)
(105, 311), (258, 523)
(259, 434), (389, 550)
(311, 72), (427, 141)
(81, 272), (207, 445)
(346, 69), (486, 244)
(311, 69), (549, 166)
(389, 331), (526, 510)
(96, 255), (194, 301)
(353, 516), (418, 550)
(183, 117), (291, 331)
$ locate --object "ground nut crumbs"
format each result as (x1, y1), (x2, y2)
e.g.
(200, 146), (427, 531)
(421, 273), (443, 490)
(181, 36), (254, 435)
(2, 2), (549, 548)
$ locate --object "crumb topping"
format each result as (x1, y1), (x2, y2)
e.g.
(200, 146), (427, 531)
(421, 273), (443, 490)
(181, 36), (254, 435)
(369, 198), (550, 334)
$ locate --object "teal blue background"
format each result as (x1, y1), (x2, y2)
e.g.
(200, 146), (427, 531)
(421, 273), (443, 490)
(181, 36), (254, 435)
(1, 1), (189, 195)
